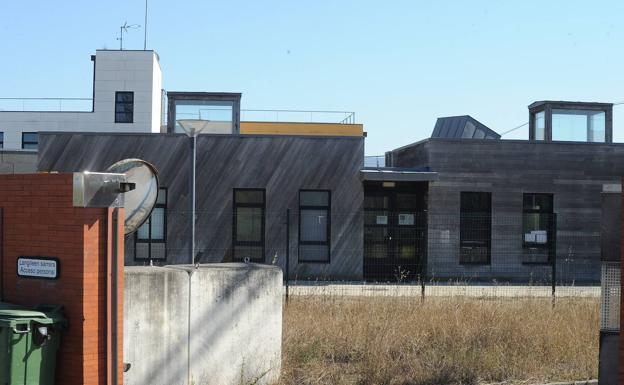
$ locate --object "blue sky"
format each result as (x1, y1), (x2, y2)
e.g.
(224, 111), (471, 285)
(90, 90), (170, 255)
(1, 0), (623, 154)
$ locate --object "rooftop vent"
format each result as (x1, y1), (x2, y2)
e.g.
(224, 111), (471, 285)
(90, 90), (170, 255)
(431, 115), (500, 140)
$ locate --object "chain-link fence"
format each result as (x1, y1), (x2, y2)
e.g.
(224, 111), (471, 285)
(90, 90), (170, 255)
(127, 209), (602, 300)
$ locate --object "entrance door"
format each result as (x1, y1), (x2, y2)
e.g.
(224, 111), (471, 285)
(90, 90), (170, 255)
(364, 187), (426, 282)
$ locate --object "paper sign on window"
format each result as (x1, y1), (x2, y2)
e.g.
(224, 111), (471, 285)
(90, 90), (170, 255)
(398, 213), (415, 225)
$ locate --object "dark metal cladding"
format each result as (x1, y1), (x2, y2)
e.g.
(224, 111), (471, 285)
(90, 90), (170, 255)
(38, 132), (365, 280)
(431, 115), (501, 140)
(387, 138), (624, 283)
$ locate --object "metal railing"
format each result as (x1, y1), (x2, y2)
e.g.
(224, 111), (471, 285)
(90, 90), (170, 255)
(0, 97), (93, 112)
(364, 155), (385, 167)
(162, 108), (357, 126)
(241, 109), (356, 124)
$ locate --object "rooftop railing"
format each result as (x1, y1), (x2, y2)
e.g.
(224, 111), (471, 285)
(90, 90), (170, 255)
(0, 97), (93, 112)
(241, 110), (356, 124)
(364, 155), (386, 168)
(162, 109), (356, 127)
(1, 97), (356, 126)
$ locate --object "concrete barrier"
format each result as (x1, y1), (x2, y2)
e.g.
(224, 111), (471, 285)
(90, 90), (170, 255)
(124, 264), (283, 385)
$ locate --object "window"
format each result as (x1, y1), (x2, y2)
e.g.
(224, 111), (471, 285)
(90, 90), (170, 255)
(534, 111), (545, 140)
(115, 91), (134, 123)
(299, 190), (331, 263)
(22, 132), (38, 150)
(523, 193), (554, 264)
(0, 132), (3, 149)
(552, 109), (605, 142)
(459, 192), (491, 264)
(173, 99), (235, 134)
(135, 188), (167, 262)
(233, 189), (265, 262)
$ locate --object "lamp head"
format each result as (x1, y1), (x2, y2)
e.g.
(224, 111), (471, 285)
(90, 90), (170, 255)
(177, 119), (211, 137)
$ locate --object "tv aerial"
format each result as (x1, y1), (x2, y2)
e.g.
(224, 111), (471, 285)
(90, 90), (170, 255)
(117, 22), (141, 50)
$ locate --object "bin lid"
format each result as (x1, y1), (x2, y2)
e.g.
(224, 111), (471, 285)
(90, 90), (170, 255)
(0, 302), (57, 325)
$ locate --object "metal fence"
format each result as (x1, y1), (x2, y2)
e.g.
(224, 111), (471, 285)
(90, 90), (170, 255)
(129, 208), (602, 300)
(0, 97), (93, 112)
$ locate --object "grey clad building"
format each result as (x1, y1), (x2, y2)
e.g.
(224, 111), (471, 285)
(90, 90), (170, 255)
(38, 97), (623, 283)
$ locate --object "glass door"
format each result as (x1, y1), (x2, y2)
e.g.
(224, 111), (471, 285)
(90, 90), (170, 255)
(364, 188), (425, 282)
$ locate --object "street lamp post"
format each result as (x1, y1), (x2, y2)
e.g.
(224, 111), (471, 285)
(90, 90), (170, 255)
(177, 119), (210, 265)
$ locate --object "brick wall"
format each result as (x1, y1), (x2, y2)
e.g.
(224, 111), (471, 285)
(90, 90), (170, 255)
(0, 173), (124, 385)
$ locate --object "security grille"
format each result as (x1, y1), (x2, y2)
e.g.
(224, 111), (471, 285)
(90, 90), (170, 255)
(600, 262), (620, 332)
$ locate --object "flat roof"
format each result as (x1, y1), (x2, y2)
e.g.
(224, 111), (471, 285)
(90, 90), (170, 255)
(360, 168), (438, 182)
(528, 100), (613, 109)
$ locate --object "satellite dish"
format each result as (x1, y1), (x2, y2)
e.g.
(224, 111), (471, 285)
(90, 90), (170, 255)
(106, 159), (159, 235)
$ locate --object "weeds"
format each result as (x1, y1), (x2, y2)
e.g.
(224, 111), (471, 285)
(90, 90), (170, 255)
(280, 296), (598, 385)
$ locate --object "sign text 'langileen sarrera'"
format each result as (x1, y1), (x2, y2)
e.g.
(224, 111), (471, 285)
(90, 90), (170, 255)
(17, 257), (59, 280)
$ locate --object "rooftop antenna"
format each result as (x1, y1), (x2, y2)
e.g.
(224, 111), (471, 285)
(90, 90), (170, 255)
(144, 0), (148, 50)
(117, 22), (140, 50)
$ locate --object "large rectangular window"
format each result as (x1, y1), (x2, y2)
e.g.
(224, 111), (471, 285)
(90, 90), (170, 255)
(233, 189), (265, 262)
(552, 109), (605, 142)
(22, 132), (38, 150)
(115, 91), (134, 123)
(173, 99), (234, 134)
(136, 188), (167, 262)
(523, 193), (554, 264)
(299, 190), (331, 263)
(460, 192), (491, 264)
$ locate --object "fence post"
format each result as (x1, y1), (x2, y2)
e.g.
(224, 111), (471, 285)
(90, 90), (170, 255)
(551, 213), (557, 306)
(285, 209), (290, 302)
(421, 211), (426, 301)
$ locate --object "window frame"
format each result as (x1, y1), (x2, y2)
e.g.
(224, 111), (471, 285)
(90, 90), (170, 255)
(232, 188), (266, 263)
(298, 189), (331, 264)
(522, 193), (555, 264)
(114, 91), (134, 123)
(134, 187), (168, 262)
(534, 111), (545, 140)
(459, 191), (492, 265)
(21, 132), (38, 150)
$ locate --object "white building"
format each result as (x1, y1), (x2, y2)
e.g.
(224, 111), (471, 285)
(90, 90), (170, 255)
(0, 50), (162, 150)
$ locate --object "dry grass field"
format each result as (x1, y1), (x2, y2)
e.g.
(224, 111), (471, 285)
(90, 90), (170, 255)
(280, 296), (599, 385)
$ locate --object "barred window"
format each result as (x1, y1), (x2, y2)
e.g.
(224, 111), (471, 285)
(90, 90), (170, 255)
(522, 193), (555, 264)
(299, 190), (330, 263)
(459, 192), (491, 264)
(136, 188), (167, 262)
(233, 189), (265, 262)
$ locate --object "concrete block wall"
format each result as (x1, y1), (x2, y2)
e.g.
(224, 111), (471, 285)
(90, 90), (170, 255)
(124, 263), (283, 385)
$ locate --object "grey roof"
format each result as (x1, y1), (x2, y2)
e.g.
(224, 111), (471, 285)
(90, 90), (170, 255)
(431, 115), (500, 140)
(528, 100), (613, 110)
(360, 168), (438, 182)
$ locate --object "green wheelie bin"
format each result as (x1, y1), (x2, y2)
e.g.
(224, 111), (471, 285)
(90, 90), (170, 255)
(0, 303), (65, 385)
